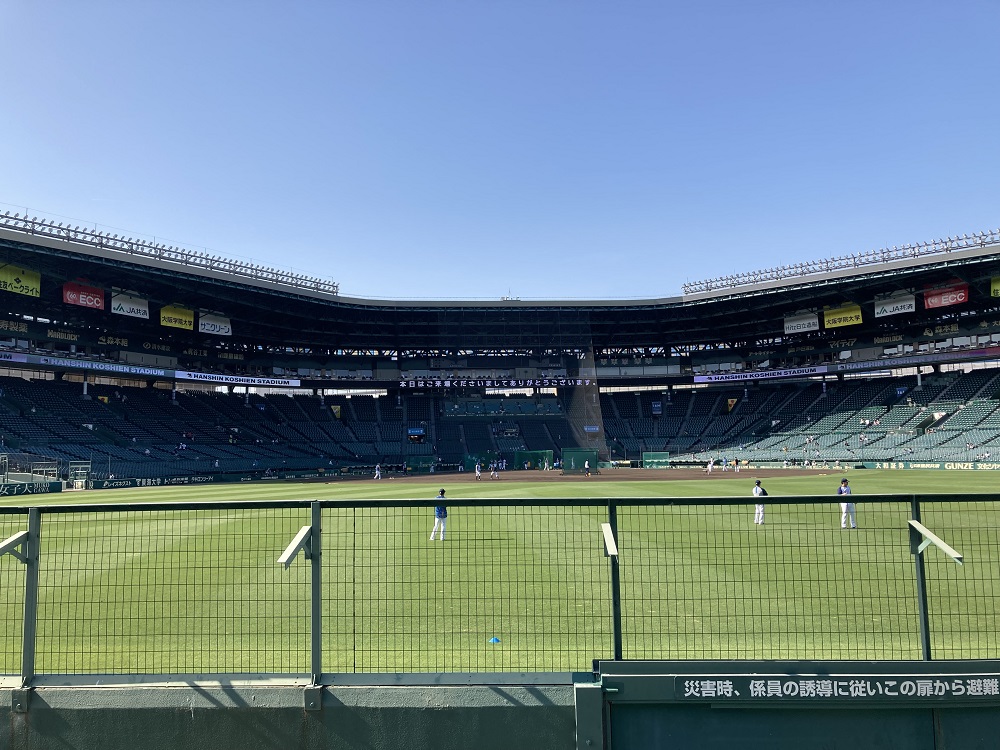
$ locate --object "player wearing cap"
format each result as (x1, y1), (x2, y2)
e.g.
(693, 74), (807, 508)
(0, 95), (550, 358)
(837, 478), (856, 528)
(752, 480), (767, 525)
(429, 488), (448, 540)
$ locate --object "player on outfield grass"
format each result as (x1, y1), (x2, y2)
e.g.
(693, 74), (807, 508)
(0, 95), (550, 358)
(752, 480), (767, 525)
(429, 489), (447, 541)
(837, 477), (857, 528)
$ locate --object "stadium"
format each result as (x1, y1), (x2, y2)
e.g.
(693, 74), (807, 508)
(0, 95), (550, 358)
(3, 213), (1000, 749)
(5, 213), (1000, 481)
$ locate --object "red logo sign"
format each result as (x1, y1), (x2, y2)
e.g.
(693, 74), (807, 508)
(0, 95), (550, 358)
(63, 282), (105, 310)
(924, 282), (969, 309)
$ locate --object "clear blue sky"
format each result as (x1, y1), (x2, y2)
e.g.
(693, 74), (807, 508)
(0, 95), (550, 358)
(2, 1), (998, 300)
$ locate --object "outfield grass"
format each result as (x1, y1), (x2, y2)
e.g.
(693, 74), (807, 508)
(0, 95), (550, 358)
(1, 470), (998, 675)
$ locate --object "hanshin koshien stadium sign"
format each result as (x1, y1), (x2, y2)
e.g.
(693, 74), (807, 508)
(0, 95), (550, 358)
(173, 371), (301, 387)
(695, 366), (828, 383)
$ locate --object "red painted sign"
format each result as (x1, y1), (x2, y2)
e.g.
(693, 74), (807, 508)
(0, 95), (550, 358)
(924, 282), (969, 309)
(63, 281), (105, 310)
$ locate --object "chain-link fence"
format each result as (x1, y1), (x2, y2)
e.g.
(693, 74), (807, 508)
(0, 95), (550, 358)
(1, 496), (997, 682)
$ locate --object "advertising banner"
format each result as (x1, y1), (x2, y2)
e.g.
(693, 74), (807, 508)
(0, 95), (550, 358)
(0, 264), (40, 297)
(874, 295), (915, 318)
(111, 290), (150, 319)
(0, 481), (61, 496)
(694, 365), (828, 383)
(992, 277), (1000, 298)
(783, 313), (819, 334)
(925, 282), (969, 309)
(174, 371), (301, 387)
(824, 304), (863, 329)
(160, 305), (194, 330)
(63, 281), (105, 310)
(198, 313), (232, 336)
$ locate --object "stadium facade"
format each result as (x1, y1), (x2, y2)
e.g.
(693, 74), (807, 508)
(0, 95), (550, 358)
(4, 212), (1000, 478)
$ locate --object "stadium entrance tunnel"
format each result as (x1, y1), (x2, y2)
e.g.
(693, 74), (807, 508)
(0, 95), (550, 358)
(581, 660), (1000, 750)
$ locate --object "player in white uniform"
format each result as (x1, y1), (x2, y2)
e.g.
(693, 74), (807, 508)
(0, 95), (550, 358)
(753, 480), (766, 525)
(837, 478), (856, 528)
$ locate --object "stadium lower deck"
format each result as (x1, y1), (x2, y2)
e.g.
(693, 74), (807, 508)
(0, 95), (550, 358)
(3, 365), (1000, 481)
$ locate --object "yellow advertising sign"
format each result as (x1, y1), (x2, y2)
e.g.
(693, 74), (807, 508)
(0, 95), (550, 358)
(0, 264), (41, 297)
(991, 277), (1000, 298)
(160, 305), (194, 330)
(824, 304), (863, 329)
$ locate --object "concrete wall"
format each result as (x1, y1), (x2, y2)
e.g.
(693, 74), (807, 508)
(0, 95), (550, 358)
(3, 684), (577, 750)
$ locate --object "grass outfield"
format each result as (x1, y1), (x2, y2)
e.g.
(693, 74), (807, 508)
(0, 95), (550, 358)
(1, 470), (998, 675)
(4, 467), (1000, 506)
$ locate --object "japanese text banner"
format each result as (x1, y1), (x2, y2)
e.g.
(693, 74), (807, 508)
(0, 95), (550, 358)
(198, 313), (232, 336)
(111, 291), (150, 319)
(0, 265), (40, 297)
(824, 304), (863, 329)
(160, 305), (195, 330)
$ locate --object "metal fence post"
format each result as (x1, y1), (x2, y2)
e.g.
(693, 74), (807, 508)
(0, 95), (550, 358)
(311, 501), (323, 682)
(909, 497), (933, 660)
(607, 501), (623, 661)
(21, 507), (41, 687)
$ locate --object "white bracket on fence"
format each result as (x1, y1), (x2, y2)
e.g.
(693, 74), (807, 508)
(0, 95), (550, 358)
(0, 530), (28, 564)
(278, 525), (314, 569)
(601, 523), (618, 558)
(908, 520), (963, 565)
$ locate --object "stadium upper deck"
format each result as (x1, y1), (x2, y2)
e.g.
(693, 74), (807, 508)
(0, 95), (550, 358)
(3, 212), (1000, 389)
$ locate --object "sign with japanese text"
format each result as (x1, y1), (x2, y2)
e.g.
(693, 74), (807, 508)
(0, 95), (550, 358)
(783, 313), (819, 334)
(992, 277), (1000, 298)
(63, 281), (105, 310)
(0, 264), (40, 297)
(160, 305), (194, 330)
(874, 294), (915, 318)
(824, 304), (863, 329)
(111, 290), (150, 319)
(198, 313), (232, 336)
(925, 282), (969, 309)
(0, 481), (61, 496)
(677, 674), (1000, 703)
(399, 378), (593, 389)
